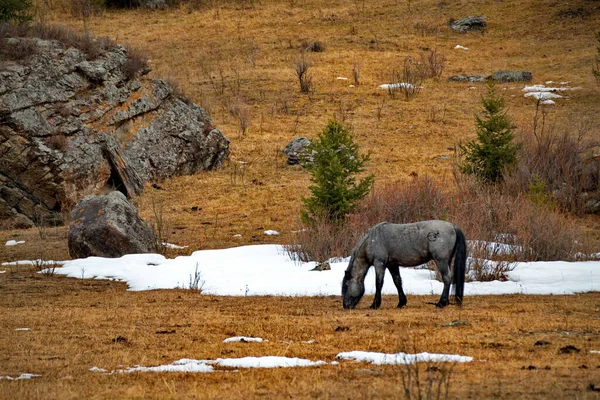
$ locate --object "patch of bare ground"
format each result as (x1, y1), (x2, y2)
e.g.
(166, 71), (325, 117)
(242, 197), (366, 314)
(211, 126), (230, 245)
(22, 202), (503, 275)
(0, 267), (599, 399)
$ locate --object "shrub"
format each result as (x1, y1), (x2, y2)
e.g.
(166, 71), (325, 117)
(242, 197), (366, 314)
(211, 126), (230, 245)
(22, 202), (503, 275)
(0, 0), (33, 23)
(458, 82), (520, 184)
(301, 120), (374, 224)
(294, 55), (313, 93)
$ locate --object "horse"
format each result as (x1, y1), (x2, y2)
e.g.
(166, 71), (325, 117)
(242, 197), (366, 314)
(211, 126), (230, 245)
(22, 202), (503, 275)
(341, 220), (466, 309)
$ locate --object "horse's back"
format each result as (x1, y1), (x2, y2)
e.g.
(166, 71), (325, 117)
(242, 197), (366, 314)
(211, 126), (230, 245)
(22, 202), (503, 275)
(373, 220), (457, 266)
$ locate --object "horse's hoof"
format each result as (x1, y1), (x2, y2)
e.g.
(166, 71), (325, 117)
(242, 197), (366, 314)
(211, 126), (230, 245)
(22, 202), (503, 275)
(435, 302), (448, 308)
(369, 304), (380, 309)
(397, 301), (407, 308)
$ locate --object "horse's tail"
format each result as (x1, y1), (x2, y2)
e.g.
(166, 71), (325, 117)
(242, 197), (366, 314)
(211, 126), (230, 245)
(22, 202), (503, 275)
(452, 226), (467, 305)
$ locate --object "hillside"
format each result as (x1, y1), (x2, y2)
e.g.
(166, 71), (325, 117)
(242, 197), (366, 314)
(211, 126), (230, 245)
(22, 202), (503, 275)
(2, 0), (600, 256)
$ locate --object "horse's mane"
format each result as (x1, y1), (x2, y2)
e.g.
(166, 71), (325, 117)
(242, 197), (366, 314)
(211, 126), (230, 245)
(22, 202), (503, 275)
(346, 222), (389, 273)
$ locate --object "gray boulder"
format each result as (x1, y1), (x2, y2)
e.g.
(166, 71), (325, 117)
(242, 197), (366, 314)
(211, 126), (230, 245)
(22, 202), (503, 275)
(282, 137), (312, 165)
(448, 75), (488, 82)
(68, 191), (157, 258)
(491, 71), (533, 82)
(0, 34), (229, 229)
(450, 16), (487, 33)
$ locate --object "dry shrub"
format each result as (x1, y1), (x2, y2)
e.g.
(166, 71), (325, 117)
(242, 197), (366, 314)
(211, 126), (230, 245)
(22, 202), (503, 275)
(387, 57), (424, 100)
(504, 112), (599, 215)
(356, 176), (448, 227)
(288, 174), (592, 275)
(122, 45), (149, 80)
(420, 49), (446, 80)
(294, 55), (313, 93)
(303, 40), (325, 52)
(285, 220), (361, 263)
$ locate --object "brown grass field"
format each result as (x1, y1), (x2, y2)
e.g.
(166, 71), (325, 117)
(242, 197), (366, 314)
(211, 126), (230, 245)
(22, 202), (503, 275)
(2, 0), (600, 398)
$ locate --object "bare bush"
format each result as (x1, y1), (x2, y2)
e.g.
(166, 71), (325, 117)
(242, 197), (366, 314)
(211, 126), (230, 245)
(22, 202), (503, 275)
(294, 55), (313, 93)
(420, 49), (446, 80)
(303, 41), (325, 52)
(387, 57), (424, 100)
(288, 172), (593, 269)
(352, 59), (362, 86)
(122, 45), (149, 80)
(504, 110), (599, 215)
(149, 196), (171, 255)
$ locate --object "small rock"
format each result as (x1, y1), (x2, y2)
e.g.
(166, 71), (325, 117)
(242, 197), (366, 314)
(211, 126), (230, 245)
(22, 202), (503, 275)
(559, 345), (581, 354)
(534, 340), (551, 346)
(311, 262), (331, 271)
(439, 319), (471, 327)
(448, 74), (488, 82)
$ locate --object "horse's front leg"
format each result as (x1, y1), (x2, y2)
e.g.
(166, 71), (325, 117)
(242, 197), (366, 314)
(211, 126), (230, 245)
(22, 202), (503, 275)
(435, 260), (451, 308)
(387, 265), (407, 308)
(369, 261), (386, 309)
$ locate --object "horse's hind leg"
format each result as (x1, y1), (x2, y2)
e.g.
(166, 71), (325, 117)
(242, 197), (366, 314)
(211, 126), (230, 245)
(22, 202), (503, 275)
(369, 261), (386, 309)
(387, 265), (407, 308)
(435, 259), (452, 308)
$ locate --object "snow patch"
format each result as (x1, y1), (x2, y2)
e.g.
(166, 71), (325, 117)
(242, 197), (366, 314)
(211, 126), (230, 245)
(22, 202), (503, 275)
(5, 240), (25, 246)
(223, 336), (267, 343)
(163, 242), (188, 249)
(336, 351), (473, 365)
(454, 45), (469, 50)
(0, 373), (41, 380)
(264, 230), (279, 236)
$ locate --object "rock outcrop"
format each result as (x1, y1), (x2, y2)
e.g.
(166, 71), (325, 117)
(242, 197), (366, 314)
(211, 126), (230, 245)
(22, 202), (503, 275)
(282, 137), (312, 165)
(450, 16), (487, 33)
(68, 191), (157, 258)
(0, 32), (229, 229)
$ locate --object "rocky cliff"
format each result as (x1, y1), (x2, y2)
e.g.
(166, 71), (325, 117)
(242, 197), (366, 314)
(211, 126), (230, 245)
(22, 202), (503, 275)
(0, 28), (229, 228)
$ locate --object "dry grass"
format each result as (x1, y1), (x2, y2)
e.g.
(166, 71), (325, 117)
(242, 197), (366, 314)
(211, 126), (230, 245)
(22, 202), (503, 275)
(1, 0), (600, 397)
(0, 267), (600, 399)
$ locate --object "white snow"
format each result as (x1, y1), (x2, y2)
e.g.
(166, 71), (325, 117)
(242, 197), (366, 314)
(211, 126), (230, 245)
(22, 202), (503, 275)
(590, 350), (600, 354)
(264, 230), (279, 236)
(337, 351), (473, 365)
(522, 84), (581, 102)
(336, 77), (349, 81)
(378, 82), (422, 90)
(44, 244), (599, 296)
(2, 260), (66, 267)
(89, 367), (107, 373)
(223, 336), (267, 343)
(524, 92), (563, 100)
(454, 45), (469, 50)
(15, 328), (31, 331)
(0, 373), (41, 380)
(162, 242), (188, 249)
(0, 271), (5, 274)
(114, 356), (326, 373)
(5, 240), (25, 246)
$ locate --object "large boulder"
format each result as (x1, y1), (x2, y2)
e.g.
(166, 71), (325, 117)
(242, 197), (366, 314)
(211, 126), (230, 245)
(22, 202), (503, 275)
(68, 191), (157, 258)
(450, 16), (487, 33)
(282, 137), (312, 165)
(0, 31), (229, 229)
(491, 71), (533, 82)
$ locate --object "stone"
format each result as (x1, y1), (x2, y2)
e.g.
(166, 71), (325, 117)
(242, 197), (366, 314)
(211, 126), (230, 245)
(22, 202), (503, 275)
(0, 33), (229, 229)
(68, 191), (157, 258)
(282, 137), (312, 165)
(448, 74), (488, 82)
(450, 16), (487, 33)
(491, 71), (533, 82)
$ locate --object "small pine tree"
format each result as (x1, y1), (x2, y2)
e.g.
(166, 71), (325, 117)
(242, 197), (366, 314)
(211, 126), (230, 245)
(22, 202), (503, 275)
(301, 120), (374, 224)
(0, 0), (33, 23)
(459, 82), (520, 184)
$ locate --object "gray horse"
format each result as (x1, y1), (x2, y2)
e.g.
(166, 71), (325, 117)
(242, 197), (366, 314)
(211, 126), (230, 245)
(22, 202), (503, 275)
(342, 220), (466, 309)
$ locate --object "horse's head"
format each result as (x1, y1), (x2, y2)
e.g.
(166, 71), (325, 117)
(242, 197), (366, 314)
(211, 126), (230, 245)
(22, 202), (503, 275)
(342, 269), (365, 309)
